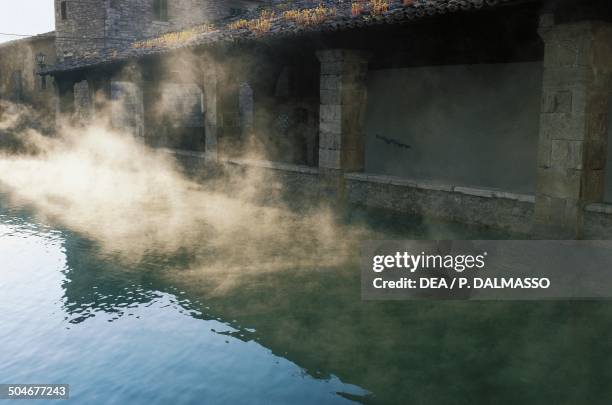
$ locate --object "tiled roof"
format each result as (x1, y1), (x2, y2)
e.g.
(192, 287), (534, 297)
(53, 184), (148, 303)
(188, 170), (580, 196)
(0, 31), (55, 50)
(42, 0), (533, 74)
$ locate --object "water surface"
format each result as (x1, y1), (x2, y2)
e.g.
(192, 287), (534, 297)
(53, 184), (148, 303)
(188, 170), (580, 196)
(1, 196), (611, 404)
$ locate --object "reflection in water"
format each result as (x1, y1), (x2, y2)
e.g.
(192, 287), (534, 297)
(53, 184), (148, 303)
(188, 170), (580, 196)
(2, 196), (612, 404)
(0, 202), (367, 404)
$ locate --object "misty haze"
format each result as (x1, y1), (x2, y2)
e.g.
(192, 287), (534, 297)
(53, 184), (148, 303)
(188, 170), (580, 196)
(1, 1), (612, 404)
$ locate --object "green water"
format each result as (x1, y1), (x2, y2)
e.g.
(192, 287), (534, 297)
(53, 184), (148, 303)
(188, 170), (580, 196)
(1, 196), (611, 404)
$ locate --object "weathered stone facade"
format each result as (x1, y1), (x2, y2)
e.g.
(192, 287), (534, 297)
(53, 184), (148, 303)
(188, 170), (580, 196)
(535, 15), (612, 237)
(73, 79), (93, 124)
(0, 34), (56, 115)
(111, 81), (145, 138)
(53, 0), (261, 60)
(3, 0), (612, 238)
(316, 50), (370, 172)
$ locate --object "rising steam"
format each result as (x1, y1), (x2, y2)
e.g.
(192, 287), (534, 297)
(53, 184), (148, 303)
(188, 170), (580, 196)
(0, 100), (369, 283)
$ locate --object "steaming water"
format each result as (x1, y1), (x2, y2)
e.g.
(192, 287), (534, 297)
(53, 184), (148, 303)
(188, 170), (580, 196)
(2, 193), (612, 404)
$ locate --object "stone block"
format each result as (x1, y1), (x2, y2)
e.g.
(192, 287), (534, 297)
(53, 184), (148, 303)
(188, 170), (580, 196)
(551, 139), (583, 170)
(542, 66), (590, 88)
(319, 130), (341, 150)
(537, 167), (582, 199)
(320, 75), (341, 91)
(320, 61), (344, 76)
(320, 89), (341, 105)
(583, 140), (607, 170)
(316, 49), (343, 63)
(540, 112), (586, 141)
(319, 118), (341, 134)
(585, 112), (609, 141)
(534, 194), (553, 222)
(582, 169), (605, 202)
(320, 104), (341, 122)
(318, 148), (341, 170)
(543, 40), (579, 68)
(537, 140), (552, 168)
(542, 90), (573, 114)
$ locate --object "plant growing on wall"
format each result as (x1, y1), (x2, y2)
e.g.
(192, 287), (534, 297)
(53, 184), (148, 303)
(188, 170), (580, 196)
(282, 6), (337, 26)
(228, 19), (250, 30)
(369, 0), (389, 15)
(351, 1), (365, 17)
(228, 9), (275, 35)
(132, 24), (216, 49)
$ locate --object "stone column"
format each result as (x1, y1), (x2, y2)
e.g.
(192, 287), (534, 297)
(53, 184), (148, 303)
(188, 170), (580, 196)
(202, 55), (219, 162)
(316, 49), (370, 171)
(110, 80), (144, 138)
(316, 49), (370, 200)
(535, 16), (612, 238)
(73, 79), (93, 125)
(55, 77), (75, 127)
(109, 64), (145, 139)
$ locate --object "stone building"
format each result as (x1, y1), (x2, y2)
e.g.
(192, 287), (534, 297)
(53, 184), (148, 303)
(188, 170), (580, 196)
(53, 0), (264, 61)
(2, 0), (612, 239)
(0, 33), (56, 117)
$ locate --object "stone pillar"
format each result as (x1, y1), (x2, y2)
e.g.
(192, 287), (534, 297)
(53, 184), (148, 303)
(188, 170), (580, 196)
(110, 80), (144, 139)
(53, 79), (62, 129)
(73, 79), (93, 125)
(55, 77), (75, 127)
(316, 50), (370, 200)
(316, 49), (370, 172)
(239, 82), (254, 136)
(535, 16), (612, 238)
(202, 55), (219, 162)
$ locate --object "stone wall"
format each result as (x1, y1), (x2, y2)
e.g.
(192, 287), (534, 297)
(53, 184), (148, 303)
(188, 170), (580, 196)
(364, 63), (542, 194)
(0, 35), (56, 115)
(345, 173), (535, 235)
(163, 150), (612, 238)
(534, 17), (612, 237)
(166, 150), (538, 235)
(54, 0), (107, 59)
(584, 203), (612, 239)
(54, 0), (240, 60)
(105, 0), (229, 44)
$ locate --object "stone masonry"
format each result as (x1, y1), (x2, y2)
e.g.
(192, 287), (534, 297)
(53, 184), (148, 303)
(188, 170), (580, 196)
(111, 81), (144, 138)
(201, 54), (220, 161)
(535, 15), (612, 237)
(316, 50), (370, 200)
(316, 49), (370, 172)
(54, 0), (239, 61)
(73, 79), (93, 124)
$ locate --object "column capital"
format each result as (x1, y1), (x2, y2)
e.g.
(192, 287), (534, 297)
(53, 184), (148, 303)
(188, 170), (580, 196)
(538, 15), (604, 42)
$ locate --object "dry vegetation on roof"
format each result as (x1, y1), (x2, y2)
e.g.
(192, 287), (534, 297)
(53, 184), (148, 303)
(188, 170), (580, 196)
(132, 24), (216, 49)
(282, 5), (337, 26)
(132, 0), (403, 49)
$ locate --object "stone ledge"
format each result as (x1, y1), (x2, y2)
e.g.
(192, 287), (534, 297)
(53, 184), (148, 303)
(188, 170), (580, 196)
(454, 186), (536, 203)
(161, 148), (207, 159)
(585, 202), (612, 215)
(345, 172), (535, 203)
(160, 149), (319, 175)
(223, 158), (319, 175)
